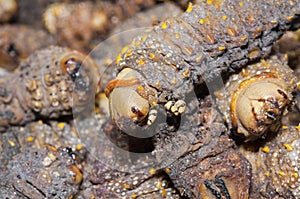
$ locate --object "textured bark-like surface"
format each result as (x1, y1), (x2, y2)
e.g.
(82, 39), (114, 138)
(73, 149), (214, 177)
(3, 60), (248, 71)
(0, 25), (54, 71)
(114, 0), (300, 102)
(0, 146), (83, 199)
(0, 46), (99, 131)
(240, 126), (300, 198)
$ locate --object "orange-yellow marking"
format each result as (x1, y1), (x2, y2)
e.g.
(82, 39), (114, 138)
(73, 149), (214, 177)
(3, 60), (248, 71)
(161, 21), (167, 29)
(26, 136), (34, 142)
(283, 143), (293, 151)
(186, 2), (193, 12)
(262, 146), (270, 153)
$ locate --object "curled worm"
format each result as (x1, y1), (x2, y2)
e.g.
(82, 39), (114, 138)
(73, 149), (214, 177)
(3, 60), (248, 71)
(216, 56), (298, 140)
(0, 46), (99, 131)
(105, 0), (300, 128)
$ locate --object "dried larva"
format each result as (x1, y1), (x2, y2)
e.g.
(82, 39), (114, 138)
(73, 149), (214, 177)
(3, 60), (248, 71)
(43, 0), (156, 50)
(0, 25), (54, 71)
(105, 0), (300, 128)
(216, 56), (297, 140)
(239, 126), (300, 198)
(0, 0), (17, 23)
(0, 46), (99, 132)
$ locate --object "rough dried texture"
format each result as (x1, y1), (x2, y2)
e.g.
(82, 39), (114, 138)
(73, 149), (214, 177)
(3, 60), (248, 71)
(43, 0), (156, 50)
(0, 25), (54, 71)
(150, 94), (252, 198)
(112, 0), (300, 105)
(273, 30), (300, 126)
(86, 159), (181, 198)
(240, 126), (300, 198)
(0, 46), (99, 131)
(216, 56), (298, 140)
(0, 0), (17, 23)
(93, 2), (182, 92)
(0, 146), (83, 199)
(273, 30), (300, 69)
(168, 148), (251, 199)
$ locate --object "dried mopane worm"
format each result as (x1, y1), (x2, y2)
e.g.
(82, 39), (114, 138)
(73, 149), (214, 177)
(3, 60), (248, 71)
(0, 0), (17, 23)
(106, 0), (300, 127)
(0, 25), (54, 71)
(240, 126), (300, 198)
(0, 46), (99, 132)
(216, 56), (298, 141)
(42, 0), (155, 50)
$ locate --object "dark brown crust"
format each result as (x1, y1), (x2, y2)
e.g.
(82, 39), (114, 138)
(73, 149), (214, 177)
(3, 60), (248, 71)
(0, 46), (99, 132)
(115, 0), (300, 101)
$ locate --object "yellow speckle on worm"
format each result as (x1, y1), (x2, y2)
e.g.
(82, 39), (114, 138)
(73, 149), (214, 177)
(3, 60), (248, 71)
(286, 16), (293, 21)
(116, 54), (122, 65)
(186, 2), (193, 12)
(161, 189), (167, 196)
(138, 59), (144, 65)
(26, 136), (34, 142)
(293, 172), (299, 179)
(262, 146), (270, 153)
(137, 86), (144, 91)
(207, 0), (212, 5)
(222, 15), (227, 20)
(278, 171), (285, 176)
(281, 125), (288, 129)
(198, 19), (205, 24)
(57, 122), (65, 129)
(131, 193), (137, 198)
(283, 143), (293, 151)
(124, 184), (131, 189)
(76, 144), (83, 151)
(161, 21), (167, 29)
(121, 45), (129, 54)
(165, 168), (171, 173)
(150, 53), (155, 59)
(296, 126), (300, 130)
(265, 172), (270, 177)
(149, 168), (156, 175)
(218, 46), (226, 51)
(239, 1), (244, 6)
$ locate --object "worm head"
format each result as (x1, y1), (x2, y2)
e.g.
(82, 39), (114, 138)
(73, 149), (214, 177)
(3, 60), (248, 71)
(60, 51), (99, 105)
(109, 86), (149, 123)
(106, 68), (154, 125)
(231, 75), (292, 140)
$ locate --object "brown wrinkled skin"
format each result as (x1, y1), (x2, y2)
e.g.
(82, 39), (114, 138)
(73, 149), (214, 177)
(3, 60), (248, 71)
(43, 0), (156, 50)
(0, 145), (83, 198)
(216, 56), (297, 140)
(0, 25), (54, 71)
(0, 1), (300, 199)
(240, 126), (300, 198)
(0, 45), (99, 132)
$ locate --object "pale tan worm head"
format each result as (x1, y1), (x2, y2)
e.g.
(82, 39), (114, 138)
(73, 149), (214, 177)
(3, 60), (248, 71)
(231, 73), (291, 140)
(106, 68), (156, 125)
(216, 57), (297, 141)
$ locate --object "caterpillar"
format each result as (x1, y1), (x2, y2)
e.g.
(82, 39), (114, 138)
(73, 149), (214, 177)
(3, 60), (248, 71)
(239, 125), (300, 198)
(0, 0), (17, 23)
(0, 25), (54, 71)
(42, 0), (156, 50)
(215, 56), (298, 141)
(105, 0), (300, 130)
(0, 46), (99, 132)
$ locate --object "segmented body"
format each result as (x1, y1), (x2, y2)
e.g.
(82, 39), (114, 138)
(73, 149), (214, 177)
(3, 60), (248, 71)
(43, 0), (156, 50)
(0, 25), (54, 71)
(106, 0), (300, 126)
(0, 46), (99, 132)
(216, 56), (298, 140)
(239, 125), (300, 198)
